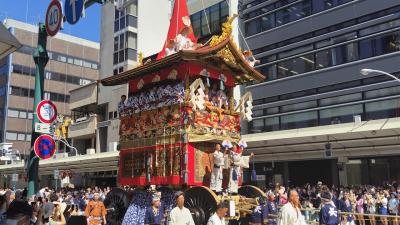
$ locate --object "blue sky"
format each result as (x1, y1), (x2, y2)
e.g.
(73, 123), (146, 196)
(0, 0), (101, 42)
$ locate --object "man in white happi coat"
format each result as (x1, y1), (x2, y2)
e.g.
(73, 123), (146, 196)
(210, 143), (224, 193)
(228, 144), (252, 194)
(169, 192), (195, 225)
(207, 202), (228, 225)
(278, 190), (307, 225)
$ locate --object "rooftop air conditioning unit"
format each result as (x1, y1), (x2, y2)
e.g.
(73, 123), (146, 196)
(54, 153), (68, 159)
(108, 142), (118, 152)
(354, 115), (362, 123)
(86, 148), (95, 155)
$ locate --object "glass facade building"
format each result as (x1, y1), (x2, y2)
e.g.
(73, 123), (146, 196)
(242, 0), (400, 133)
(241, 0), (400, 186)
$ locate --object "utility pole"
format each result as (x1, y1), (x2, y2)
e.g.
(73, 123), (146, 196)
(27, 0), (107, 197)
(27, 24), (49, 197)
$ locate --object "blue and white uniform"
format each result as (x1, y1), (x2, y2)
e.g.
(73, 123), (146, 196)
(265, 201), (278, 225)
(319, 202), (339, 225)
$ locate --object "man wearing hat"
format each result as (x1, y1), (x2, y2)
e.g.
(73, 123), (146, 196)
(84, 192), (107, 225)
(207, 201), (228, 225)
(319, 191), (339, 225)
(145, 192), (165, 225)
(5, 200), (34, 225)
(169, 192), (195, 225)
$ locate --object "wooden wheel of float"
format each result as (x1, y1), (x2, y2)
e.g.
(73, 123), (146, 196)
(103, 188), (131, 225)
(185, 186), (219, 225)
(238, 185), (266, 199)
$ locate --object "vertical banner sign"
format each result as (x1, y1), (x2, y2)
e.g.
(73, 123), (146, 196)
(45, 0), (63, 36)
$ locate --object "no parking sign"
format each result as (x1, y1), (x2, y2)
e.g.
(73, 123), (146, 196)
(34, 134), (56, 160)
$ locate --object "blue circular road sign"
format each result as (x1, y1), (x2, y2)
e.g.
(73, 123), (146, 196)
(64, 0), (84, 25)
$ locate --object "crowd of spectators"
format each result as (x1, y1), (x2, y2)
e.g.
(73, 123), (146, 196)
(255, 181), (400, 225)
(0, 186), (110, 225)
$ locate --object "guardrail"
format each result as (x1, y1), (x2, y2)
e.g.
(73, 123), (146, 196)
(299, 207), (400, 224)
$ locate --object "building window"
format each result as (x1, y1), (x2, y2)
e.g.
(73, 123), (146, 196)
(126, 32), (137, 49)
(365, 87), (400, 99)
(8, 109), (18, 118)
(17, 133), (25, 141)
(190, 1), (230, 40)
(319, 104), (363, 125)
(280, 111), (318, 130)
(127, 15), (138, 28)
(319, 93), (362, 106)
(264, 117), (280, 132)
(277, 53), (315, 78)
(359, 31), (400, 59)
(6, 132), (17, 141)
(280, 101), (317, 113)
(250, 118), (264, 132)
(244, 0), (354, 36)
(126, 1), (138, 17)
(19, 111), (27, 119)
(365, 98), (400, 120)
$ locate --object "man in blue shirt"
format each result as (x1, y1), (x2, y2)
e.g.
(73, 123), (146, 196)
(145, 192), (165, 225)
(251, 196), (267, 225)
(264, 191), (278, 225)
(319, 191), (339, 225)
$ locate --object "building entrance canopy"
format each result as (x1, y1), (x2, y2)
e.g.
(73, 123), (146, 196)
(0, 23), (21, 59)
(243, 117), (400, 162)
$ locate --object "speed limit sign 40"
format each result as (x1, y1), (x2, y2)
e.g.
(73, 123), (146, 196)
(46, 0), (63, 36)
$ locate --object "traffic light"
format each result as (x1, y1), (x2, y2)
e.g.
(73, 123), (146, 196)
(324, 143), (332, 158)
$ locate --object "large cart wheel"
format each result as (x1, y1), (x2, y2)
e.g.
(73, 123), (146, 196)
(238, 185), (266, 199)
(185, 186), (218, 225)
(103, 188), (130, 225)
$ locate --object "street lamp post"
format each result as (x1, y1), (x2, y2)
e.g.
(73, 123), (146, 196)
(360, 68), (400, 83)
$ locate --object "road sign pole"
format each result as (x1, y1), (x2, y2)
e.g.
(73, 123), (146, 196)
(28, 23), (49, 197)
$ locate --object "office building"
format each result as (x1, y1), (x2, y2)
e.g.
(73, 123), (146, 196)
(0, 19), (99, 156)
(241, 0), (400, 186)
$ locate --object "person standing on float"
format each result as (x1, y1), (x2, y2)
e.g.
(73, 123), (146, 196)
(210, 143), (224, 194)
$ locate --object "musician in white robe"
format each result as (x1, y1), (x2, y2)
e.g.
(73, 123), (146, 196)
(210, 143), (224, 193)
(228, 144), (252, 194)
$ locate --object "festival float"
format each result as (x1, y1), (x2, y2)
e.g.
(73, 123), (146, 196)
(101, 0), (266, 224)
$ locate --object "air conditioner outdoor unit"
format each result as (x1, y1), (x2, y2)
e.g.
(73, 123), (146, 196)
(353, 115), (362, 123)
(55, 153), (68, 159)
(108, 142), (118, 152)
(86, 148), (95, 155)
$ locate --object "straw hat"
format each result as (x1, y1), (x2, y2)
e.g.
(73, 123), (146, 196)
(166, 39), (175, 48)
(243, 50), (253, 56)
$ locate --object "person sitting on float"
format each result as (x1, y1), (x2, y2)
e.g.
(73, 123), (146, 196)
(243, 50), (260, 67)
(165, 39), (177, 56)
(175, 16), (202, 51)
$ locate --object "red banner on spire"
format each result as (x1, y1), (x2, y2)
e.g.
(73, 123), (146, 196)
(156, 0), (197, 60)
